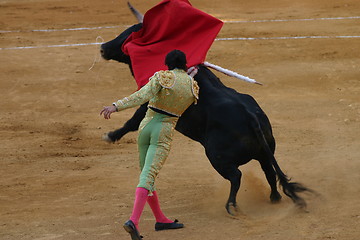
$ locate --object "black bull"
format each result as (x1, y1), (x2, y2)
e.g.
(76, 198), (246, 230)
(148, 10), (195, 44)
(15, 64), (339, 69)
(100, 23), (311, 215)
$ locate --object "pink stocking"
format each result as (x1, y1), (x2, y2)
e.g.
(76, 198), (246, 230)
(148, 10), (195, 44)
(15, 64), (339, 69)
(130, 187), (149, 229)
(147, 191), (173, 223)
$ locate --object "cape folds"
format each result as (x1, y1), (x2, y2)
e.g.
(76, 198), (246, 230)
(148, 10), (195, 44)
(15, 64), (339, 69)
(122, 0), (223, 89)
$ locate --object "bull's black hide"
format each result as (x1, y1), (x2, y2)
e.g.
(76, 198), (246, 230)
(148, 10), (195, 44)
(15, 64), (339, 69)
(100, 23), (310, 215)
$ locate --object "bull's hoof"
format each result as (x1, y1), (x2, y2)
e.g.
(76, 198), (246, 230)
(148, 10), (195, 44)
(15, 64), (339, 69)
(102, 133), (114, 143)
(226, 202), (238, 216)
(270, 192), (282, 203)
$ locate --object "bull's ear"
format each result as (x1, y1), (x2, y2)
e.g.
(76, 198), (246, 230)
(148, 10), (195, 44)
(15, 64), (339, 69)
(127, 1), (144, 23)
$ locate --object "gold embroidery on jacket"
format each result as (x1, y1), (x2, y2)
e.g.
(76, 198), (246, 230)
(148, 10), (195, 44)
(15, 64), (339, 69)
(158, 71), (176, 89)
(191, 79), (199, 104)
(114, 69), (199, 117)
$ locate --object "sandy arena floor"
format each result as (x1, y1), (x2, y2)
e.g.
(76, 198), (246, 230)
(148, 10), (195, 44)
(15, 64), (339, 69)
(1, 0), (359, 239)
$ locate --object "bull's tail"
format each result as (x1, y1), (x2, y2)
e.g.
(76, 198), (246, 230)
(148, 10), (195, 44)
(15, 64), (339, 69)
(271, 156), (309, 208)
(250, 112), (311, 208)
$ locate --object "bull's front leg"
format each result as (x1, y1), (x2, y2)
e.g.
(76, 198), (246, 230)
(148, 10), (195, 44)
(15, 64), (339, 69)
(103, 102), (148, 143)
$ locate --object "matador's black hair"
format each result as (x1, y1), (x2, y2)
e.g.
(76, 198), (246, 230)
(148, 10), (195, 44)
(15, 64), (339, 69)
(165, 50), (187, 71)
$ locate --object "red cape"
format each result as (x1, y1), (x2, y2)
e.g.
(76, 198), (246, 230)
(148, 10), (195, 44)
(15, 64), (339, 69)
(122, 0), (223, 89)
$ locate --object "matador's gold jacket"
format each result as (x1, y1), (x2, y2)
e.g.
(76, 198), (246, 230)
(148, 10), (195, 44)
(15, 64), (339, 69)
(113, 68), (199, 117)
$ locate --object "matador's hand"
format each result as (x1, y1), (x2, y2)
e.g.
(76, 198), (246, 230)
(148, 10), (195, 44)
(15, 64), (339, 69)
(100, 105), (117, 119)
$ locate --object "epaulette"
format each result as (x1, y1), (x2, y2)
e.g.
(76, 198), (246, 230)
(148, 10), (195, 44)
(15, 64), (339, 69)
(192, 79), (199, 104)
(157, 70), (176, 89)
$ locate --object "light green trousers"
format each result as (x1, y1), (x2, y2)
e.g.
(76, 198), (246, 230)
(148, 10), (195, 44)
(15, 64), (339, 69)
(137, 109), (178, 193)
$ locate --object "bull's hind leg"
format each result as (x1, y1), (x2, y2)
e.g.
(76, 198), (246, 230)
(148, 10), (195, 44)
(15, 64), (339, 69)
(225, 167), (242, 216)
(259, 159), (282, 203)
(211, 162), (242, 216)
(206, 146), (244, 215)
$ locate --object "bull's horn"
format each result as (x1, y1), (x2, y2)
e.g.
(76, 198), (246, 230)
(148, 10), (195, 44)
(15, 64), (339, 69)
(128, 2), (144, 23)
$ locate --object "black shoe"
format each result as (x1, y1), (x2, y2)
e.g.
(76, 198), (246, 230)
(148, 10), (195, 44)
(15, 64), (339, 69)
(155, 219), (184, 231)
(123, 220), (143, 240)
